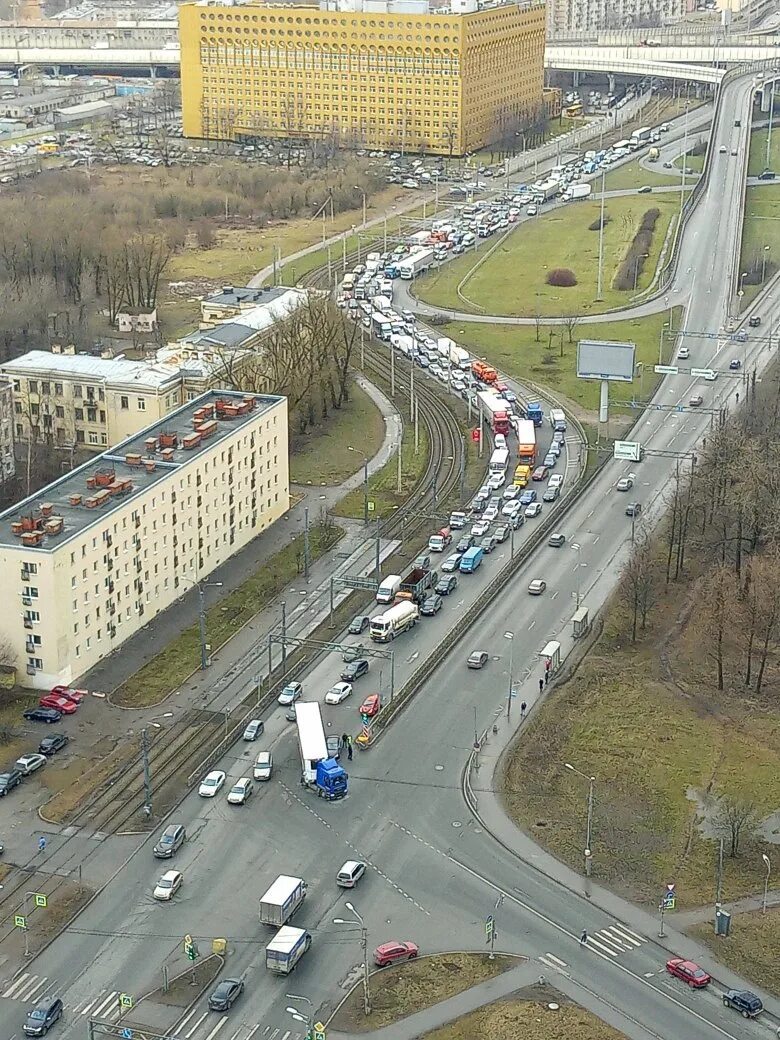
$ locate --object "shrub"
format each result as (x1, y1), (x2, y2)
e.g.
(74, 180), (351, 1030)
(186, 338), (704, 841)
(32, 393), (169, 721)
(589, 215), (611, 231)
(613, 208), (662, 291)
(546, 268), (578, 287)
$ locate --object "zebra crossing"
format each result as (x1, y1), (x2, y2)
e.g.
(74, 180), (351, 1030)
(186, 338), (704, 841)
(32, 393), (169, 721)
(539, 922), (647, 970)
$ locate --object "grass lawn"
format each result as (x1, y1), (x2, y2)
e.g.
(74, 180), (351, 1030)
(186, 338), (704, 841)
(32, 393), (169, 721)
(674, 151), (704, 173)
(748, 125), (780, 177)
(334, 416), (430, 519)
(689, 910), (780, 997)
(436, 311), (679, 417)
(331, 953), (514, 1032)
(112, 523), (343, 707)
(603, 163), (681, 191)
(422, 993), (629, 1040)
(289, 381), (386, 487)
(416, 195), (677, 317)
(500, 576), (780, 908)
(740, 184), (780, 305)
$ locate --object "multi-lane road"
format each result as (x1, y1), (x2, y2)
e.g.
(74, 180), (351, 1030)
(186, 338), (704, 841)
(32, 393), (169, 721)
(0, 67), (778, 1040)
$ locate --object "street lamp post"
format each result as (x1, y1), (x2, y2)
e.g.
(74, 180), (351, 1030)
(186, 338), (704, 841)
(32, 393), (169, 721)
(348, 446), (370, 525)
(181, 576), (223, 670)
(334, 902), (371, 1015)
(565, 762), (595, 877)
(503, 631), (514, 719)
(285, 996), (312, 1037)
(762, 853), (771, 914)
(762, 244), (771, 283)
(571, 542), (582, 608)
(353, 185), (367, 228)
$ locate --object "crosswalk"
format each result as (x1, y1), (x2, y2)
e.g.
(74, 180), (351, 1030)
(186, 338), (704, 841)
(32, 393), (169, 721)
(0, 975), (306, 1040)
(539, 923), (647, 971)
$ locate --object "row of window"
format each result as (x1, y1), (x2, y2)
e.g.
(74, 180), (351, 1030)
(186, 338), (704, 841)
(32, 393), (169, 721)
(16, 379), (106, 401)
(14, 423), (107, 446)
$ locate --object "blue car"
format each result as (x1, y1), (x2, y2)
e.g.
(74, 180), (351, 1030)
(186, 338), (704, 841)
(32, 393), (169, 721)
(519, 489), (537, 506)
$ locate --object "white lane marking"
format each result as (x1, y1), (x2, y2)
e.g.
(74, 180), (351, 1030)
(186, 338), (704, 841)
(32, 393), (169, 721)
(2, 974), (32, 1000)
(612, 923), (645, 944)
(608, 925), (644, 948)
(584, 936), (618, 957)
(80, 991), (107, 1016)
(185, 1012), (209, 1039)
(21, 978), (50, 1003)
(528, 620), (536, 629)
(594, 930), (630, 952)
(551, 591), (558, 600)
(244, 1026), (261, 1040)
(91, 992), (119, 1019)
(280, 1032), (291, 1040)
(204, 1018), (229, 1040)
(541, 953), (568, 967)
(177, 1006), (202, 1033)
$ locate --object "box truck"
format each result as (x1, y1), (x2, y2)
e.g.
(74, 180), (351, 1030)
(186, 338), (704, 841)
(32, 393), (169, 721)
(562, 183), (592, 202)
(259, 875), (308, 927)
(478, 391), (511, 435)
(376, 574), (402, 604)
(459, 546), (484, 573)
(265, 926), (312, 975)
(398, 248), (434, 279)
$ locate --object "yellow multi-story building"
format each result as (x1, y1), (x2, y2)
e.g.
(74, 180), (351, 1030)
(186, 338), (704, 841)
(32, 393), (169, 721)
(179, 0), (546, 156)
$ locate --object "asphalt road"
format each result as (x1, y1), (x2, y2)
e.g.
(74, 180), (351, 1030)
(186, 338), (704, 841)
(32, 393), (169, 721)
(0, 70), (777, 1040)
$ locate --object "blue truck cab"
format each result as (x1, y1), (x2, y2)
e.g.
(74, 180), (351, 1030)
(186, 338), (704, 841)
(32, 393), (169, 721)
(525, 401), (544, 426)
(459, 546), (484, 573)
(316, 758), (348, 800)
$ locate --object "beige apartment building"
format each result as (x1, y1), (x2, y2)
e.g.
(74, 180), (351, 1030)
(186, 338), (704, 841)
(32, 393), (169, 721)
(0, 389), (289, 688)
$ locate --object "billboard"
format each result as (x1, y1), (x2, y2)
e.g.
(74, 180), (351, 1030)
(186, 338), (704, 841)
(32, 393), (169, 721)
(577, 340), (636, 382)
(614, 440), (644, 462)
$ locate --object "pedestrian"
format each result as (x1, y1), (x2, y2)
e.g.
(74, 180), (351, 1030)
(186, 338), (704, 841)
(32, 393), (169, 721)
(539, 677), (544, 694)
(520, 701), (527, 719)
(544, 670), (550, 686)
(736, 391), (740, 404)
(348, 743), (353, 761)
(342, 732), (349, 747)
(580, 930), (588, 946)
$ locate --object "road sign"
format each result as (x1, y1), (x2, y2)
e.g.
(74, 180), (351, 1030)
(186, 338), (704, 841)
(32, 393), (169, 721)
(654, 364), (679, 375)
(690, 367), (715, 378)
(313, 1023), (326, 1040)
(613, 440), (644, 463)
(14, 914), (26, 929)
(485, 914), (494, 943)
(360, 713), (370, 724)
(120, 1030), (133, 1040)
(471, 428), (481, 442)
(662, 883), (676, 910)
(367, 501), (375, 513)
(184, 935), (199, 960)
(119, 994), (133, 1009)
(34, 893), (47, 908)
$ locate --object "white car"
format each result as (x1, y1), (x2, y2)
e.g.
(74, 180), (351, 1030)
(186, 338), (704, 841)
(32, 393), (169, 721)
(548, 474), (564, 490)
(198, 770), (226, 797)
(471, 519), (491, 537)
(615, 474), (635, 492)
(528, 579), (547, 595)
(278, 680), (303, 706)
(525, 502), (543, 518)
(227, 778), (254, 805)
(704, 370), (718, 381)
(483, 504), (499, 522)
(449, 512), (467, 529)
(153, 869), (183, 901)
(503, 484), (520, 501)
(15, 753), (46, 775)
(325, 682), (353, 705)
(487, 472), (505, 490)
(677, 347), (690, 359)
(253, 752), (273, 781)
(501, 500), (522, 518)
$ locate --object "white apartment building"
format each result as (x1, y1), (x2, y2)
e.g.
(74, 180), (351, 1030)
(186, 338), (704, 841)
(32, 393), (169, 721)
(0, 389), (289, 689)
(0, 379), (15, 482)
(547, 0), (685, 35)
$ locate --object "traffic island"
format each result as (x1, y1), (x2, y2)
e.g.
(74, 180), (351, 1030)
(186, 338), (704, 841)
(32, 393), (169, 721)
(330, 952), (515, 1033)
(119, 954), (224, 1035)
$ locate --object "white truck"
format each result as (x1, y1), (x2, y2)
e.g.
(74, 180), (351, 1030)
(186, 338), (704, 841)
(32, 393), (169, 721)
(376, 574), (402, 604)
(489, 446), (510, 474)
(549, 408), (567, 431)
(265, 925), (312, 975)
(536, 178), (562, 201)
(406, 230), (431, 248)
(631, 126), (653, 144)
(370, 601), (419, 642)
(398, 248), (435, 280)
(259, 875), (308, 927)
(371, 295), (392, 314)
(562, 183), (592, 202)
(437, 337), (471, 369)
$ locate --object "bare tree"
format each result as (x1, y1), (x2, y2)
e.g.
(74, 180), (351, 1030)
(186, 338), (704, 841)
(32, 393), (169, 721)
(713, 794), (758, 857)
(618, 535), (656, 642)
(562, 311), (582, 344)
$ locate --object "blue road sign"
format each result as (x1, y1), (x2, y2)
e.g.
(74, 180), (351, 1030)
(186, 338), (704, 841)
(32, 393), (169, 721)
(121, 1029), (133, 1039)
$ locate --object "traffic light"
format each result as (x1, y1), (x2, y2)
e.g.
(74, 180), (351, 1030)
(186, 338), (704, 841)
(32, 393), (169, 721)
(184, 934), (199, 961)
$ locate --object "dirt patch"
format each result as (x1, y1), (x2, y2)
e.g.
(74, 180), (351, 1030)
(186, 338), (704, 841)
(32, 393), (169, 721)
(421, 989), (628, 1040)
(331, 953), (515, 1033)
(689, 909), (780, 997)
(40, 739), (133, 824)
(146, 956), (224, 1009)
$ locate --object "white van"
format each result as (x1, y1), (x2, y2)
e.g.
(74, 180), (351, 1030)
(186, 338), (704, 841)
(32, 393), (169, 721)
(376, 574), (402, 604)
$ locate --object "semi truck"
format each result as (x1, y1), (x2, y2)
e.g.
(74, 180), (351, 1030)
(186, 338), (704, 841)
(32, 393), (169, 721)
(631, 126), (653, 144)
(265, 926), (312, 975)
(370, 600), (420, 642)
(478, 391), (511, 435)
(371, 295), (392, 314)
(294, 702), (348, 798)
(525, 401), (544, 427)
(259, 875), (308, 927)
(515, 419), (537, 467)
(398, 560), (435, 602)
(561, 183), (592, 202)
(437, 338), (471, 369)
(490, 446), (510, 474)
(398, 248), (435, 280)
(536, 178), (562, 201)
(648, 146), (660, 161)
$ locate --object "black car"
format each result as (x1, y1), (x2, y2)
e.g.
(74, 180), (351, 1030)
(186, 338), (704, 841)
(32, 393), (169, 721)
(625, 502), (642, 518)
(208, 978), (244, 1012)
(480, 535), (497, 554)
(420, 594), (443, 616)
(39, 733), (68, 756)
(326, 734), (342, 760)
(435, 574), (459, 596)
(493, 524), (510, 544)
(0, 769), (22, 796)
(24, 997), (63, 1036)
(284, 706), (297, 723)
(153, 823), (186, 859)
(347, 615), (370, 635)
(722, 990), (763, 1018)
(24, 708), (62, 724)
(748, 315), (761, 327)
(456, 535), (475, 554)
(341, 658), (369, 682)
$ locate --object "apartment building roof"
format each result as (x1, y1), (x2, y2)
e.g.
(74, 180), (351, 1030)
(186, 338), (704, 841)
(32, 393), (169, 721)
(0, 389), (282, 551)
(1, 351), (181, 391)
(181, 322), (259, 350)
(203, 284), (291, 309)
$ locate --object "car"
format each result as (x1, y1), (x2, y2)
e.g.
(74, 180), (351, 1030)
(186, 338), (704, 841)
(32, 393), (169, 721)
(456, 535), (474, 554)
(721, 989), (763, 1018)
(471, 519), (490, 537)
(704, 370), (718, 381)
(467, 650), (489, 669)
(528, 579), (547, 595)
(326, 682), (353, 705)
(532, 466), (548, 481)
(625, 502), (642, 518)
(543, 452), (557, 468)
(360, 693), (381, 717)
(615, 475), (634, 492)
(542, 487), (559, 502)
(548, 532), (566, 548)
(253, 752), (273, 780)
(242, 719), (264, 741)
(336, 859), (367, 888)
(374, 941), (419, 967)
(735, 329), (748, 342)
(665, 958), (711, 988)
(420, 594), (443, 616)
(731, 149), (737, 157)
(348, 614), (370, 635)
(278, 680), (303, 706)
(502, 501), (523, 520)
(748, 315), (761, 327)
(638, 185), (652, 193)
(39, 695), (77, 715)
(208, 978), (244, 1012)
(677, 346), (690, 359)
(525, 502), (542, 518)
(449, 511), (467, 529)
(153, 869), (183, 901)
(198, 770), (226, 797)
(153, 823), (186, 858)
(227, 777), (254, 805)
(759, 169), (776, 180)
(689, 394), (703, 407)
(326, 734), (343, 759)
(442, 552), (463, 573)
(49, 685), (86, 704)
(480, 535), (497, 554)
(552, 430), (565, 445)
(729, 359), (742, 370)
(0, 769), (22, 796)
(24, 707), (62, 725)
(719, 144), (727, 153)
(15, 753), (46, 776)
(435, 574), (459, 595)
(487, 472), (505, 490)
(23, 997), (63, 1036)
(284, 706), (298, 723)
(502, 484), (521, 501)
(518, 489), (536, 506)
(548, 441), (561, 458)
(38, 733), (68, 756)
(663, 161), (673, 168)
(526, 204), (538, 215)
(341, 658), (369, 682)
(483, 504), (499, 521)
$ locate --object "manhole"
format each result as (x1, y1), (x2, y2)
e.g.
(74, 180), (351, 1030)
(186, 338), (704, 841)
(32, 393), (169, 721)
(547, 1003), (560, 1011)
(452, 821), (462, 829)
(435, 764), (444, 771)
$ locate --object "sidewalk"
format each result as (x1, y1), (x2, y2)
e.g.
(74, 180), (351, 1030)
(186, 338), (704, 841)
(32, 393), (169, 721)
(81, 374), (400, 699)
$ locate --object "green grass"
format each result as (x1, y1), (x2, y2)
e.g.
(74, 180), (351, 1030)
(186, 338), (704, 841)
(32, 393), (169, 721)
(289, 381), (386, 486)
(334, 415), (430, 519)
(603, 163), (681, 192)
(422, 995), (629, 1040)
(689, 911), (780, 997)
(748, 125), (780, 177)
(674, 151), (705, 173)
(740, 184), (780, 305)
(112, 523), (344, 707)
(415, 195), (678, 318)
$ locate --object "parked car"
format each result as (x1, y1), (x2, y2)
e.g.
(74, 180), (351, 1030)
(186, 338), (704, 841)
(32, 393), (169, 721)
(722, 989), (763, 1018)
(24, 708), (62, 725)
(665, 958), (711, 988)
(278, 681), (303, 706)
(38, 733), (68, 756)
(39, 695), (77, 715)
(0, 769), (23, 796)
(49, 686), (86, 705)
(467, 650), (489, 669)
(153, 823), (186, 859)
(374, 941), (419, 967)
(242, 719), (264, 741)
(342, 659), (370, 682)
(15, 753), (46, 776)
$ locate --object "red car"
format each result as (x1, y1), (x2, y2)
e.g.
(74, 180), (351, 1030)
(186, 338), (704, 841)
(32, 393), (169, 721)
(373, 941), (419, 967)
(50, 686), (86, 705)
(494, 381), (509, 394)
(532, 466), (548, 482)
(665, 958), (711, 988)
(39, 694), (78, 715)
(359, 693), (381, 718)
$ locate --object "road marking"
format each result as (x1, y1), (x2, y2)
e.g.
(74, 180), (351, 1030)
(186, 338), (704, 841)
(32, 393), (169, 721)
(540, 953), (568, 967)
(281, 1033), (291, 1040)
(80, 991), (107, 1016)
(91, 992), (119, 1019)
(177, 1006), (202, 1033)
(185, 1012), (209, 1038)
(584, 936), (618, 957)
(528, 620), (535, 629)
(204, 1018), (229, 1040)
(593, 930), (630, 953)
(551, 591), (558, 600)
(607, 925), (644, 948)
(2, 974), (32, 999)
(244, 1026), (261, 1040)
(22, 977), (51, 1003)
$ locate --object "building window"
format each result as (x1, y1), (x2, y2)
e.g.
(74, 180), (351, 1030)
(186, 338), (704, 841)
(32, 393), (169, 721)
(55, 405), (64, 418)
(75, 408), (84, 421)
(28, 657), (43, 670)
(54, 382), (63, 395)
(88, 432), (99, 445)
(28, 380), (38, 393)
(73, 384), (82, 398)
(76, 430), (85, 443)
(137, 398), (146, 411)
(41, 381), (50, 395)
(120, 396), (129, 409)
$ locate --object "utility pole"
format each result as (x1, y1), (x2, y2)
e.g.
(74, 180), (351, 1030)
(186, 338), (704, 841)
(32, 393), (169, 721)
(281, 601), (287, 675)
(363, 457), (369, 526)
(459, 434), (466, 504)
(595, 166), (606, 301)
(197, 583), (208, 670)
(767, 85), (775, 172)
(141, 727), (152, 817)
(303, 506), (310, 583)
